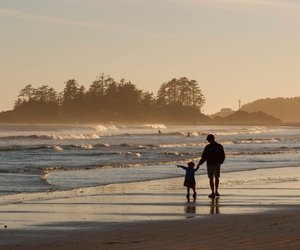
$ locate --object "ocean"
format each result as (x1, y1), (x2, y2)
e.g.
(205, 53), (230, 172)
(0, 124), (299, 196)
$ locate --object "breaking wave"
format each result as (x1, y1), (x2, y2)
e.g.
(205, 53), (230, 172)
(143, 124), (167, 129)
(1, 134), (101, 140)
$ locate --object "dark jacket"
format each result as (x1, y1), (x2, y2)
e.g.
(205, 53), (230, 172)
(199, 142), (225, 165)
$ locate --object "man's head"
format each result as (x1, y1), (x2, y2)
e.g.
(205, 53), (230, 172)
(206, 134), (215, 143)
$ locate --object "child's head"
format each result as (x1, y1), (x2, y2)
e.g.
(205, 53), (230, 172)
(187, 161), (195, 168)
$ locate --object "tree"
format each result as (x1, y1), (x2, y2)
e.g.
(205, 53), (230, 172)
(86, 73), (115, 115)
(14, 84), (60, 122)
(62, 79), (80, 103)
(157, 77), (205, 111)
(61, 79), (85, 120)
(33, 85), (58, 103)
(116, 80), (142, 120)
(14, 84), (34, 108)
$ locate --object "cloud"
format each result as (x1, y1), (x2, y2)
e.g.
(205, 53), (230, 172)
(0, 8), (118, 31)
(174, 0), (300, 9)
(214, 0), (300, 9)
(0, 7), (168, 38)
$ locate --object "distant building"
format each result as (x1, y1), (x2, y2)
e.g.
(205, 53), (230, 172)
(210, 108), (234, 118)
(221, 108), (233, 113)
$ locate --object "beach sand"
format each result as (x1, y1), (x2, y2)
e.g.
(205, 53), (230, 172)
(0, 167), (299, 249)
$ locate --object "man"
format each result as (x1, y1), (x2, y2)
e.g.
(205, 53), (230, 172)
(198, 134), (225, 198)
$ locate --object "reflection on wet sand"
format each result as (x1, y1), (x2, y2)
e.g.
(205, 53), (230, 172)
(210, 197), (220, 214)
(184, 196), (220, 218)
(184, 199), (196, 218)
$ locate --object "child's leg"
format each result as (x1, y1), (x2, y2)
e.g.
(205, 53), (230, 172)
(192, 187), (197, 198)
(187, 187), (190, 197)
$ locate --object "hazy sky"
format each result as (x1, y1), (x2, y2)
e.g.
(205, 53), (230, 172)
(1, 0), (300, 115)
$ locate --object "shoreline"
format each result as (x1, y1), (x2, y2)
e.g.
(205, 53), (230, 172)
(0, 166), (299, 249)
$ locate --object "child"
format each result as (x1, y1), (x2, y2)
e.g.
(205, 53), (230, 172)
(177, 161), (200, 199)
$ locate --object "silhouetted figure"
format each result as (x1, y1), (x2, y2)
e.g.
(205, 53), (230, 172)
(197, 134), (225, 198)
(158, 129), (162, 134)
(187, 131), (191, 137)
(184, 201), (196, 218)
(177, 161), (199, 200)
(210, 197), (220, 214)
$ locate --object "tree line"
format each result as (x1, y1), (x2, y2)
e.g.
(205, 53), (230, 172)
(8, 74), (207, 123)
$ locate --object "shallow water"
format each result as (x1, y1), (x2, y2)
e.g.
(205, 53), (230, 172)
(0, 124), (300, 195)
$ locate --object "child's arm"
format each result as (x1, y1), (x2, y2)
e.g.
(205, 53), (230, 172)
(177, 165), (187, 170)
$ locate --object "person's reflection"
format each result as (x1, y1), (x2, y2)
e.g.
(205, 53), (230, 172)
(210, 197), (220, 214)
(184, 198), (196, 218)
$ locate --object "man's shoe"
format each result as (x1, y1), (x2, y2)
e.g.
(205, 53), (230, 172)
(215, 191), (220, 197)
(208, 193), (215, 198)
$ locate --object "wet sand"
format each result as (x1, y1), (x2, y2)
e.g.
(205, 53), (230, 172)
(0, 167), (299, 249)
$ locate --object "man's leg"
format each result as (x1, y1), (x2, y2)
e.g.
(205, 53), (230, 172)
(215, 177), (219, 196)
(207, 166), (215, 198)
(214, 164), (221, 196)
(209, 177), (214, 193)
(208, 177), (215, 198)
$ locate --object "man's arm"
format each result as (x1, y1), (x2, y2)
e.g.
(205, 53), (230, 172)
(198, 147), (207, 166)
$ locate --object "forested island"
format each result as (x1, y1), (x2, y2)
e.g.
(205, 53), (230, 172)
(0, 74), (293, 125)
(0, 75), (208, 124)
